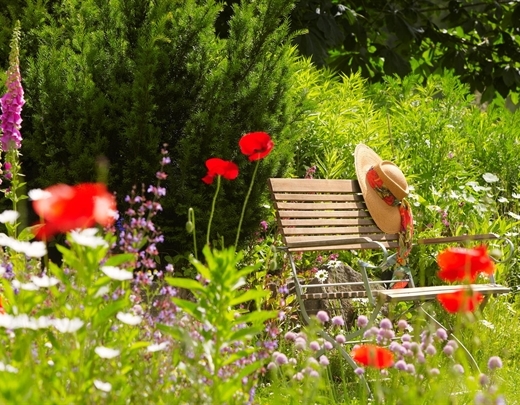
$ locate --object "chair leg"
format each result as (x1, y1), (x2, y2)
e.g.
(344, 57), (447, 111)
(418, 306), (481, 373)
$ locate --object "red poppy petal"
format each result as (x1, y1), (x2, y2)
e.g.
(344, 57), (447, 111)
(437, 246), (495, 282)
(202, 174), (214, 184)
(351, 344), (394, 368)
(222, 161), (239, 180)
(239, 132), (274, 161)
(437, 289), (484, 313)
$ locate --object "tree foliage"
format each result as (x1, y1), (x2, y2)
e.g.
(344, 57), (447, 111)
(0, 0), (305, 256)
(290, 0), (520, 104)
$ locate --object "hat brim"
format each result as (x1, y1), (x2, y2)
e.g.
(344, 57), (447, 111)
(354, 144), (401, 234)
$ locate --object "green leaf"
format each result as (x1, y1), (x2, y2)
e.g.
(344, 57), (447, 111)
(156, 323), (184, 340)
(103, 253), (136, 268)
(165, 277), (205, 292)
(171, 298), (201, 320)
(234, 310), (277, 326)
(129, 341), (154, 351)
(230, 289), (269, 306)
(92, 299), (128, 327)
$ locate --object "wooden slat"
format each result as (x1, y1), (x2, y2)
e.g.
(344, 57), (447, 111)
(282, 225), (384, 235)
(272, 193), (363, 202)
(269, 178), (361, 193)
(275, 202), (367, 210)
(280, 218), (376, 227)
(377, 284), (510, 302)
(277, 210), (371, 219)
(288, 241), (399, 251)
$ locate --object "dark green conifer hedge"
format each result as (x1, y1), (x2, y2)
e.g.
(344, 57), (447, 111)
(1, 0), (304, 256)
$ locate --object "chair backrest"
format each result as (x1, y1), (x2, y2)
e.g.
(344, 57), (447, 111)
(268, 178), (399, 252)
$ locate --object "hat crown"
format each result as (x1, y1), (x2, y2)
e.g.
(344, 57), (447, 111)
(374, 161), (409, 201)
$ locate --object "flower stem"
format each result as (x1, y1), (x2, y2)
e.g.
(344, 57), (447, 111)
(235, 159), (259, 249)
(207, 175), (221, 246)
(189, 208), (198, 260)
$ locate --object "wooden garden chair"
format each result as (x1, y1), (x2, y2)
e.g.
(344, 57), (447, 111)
(268, 177), (512, 391)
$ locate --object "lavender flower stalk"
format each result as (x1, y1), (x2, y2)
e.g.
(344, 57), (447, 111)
(1, 23), (24, 151)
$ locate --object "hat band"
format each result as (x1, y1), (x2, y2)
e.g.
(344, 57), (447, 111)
(366, 167), (414, 289)
(366, 167), (401, 207)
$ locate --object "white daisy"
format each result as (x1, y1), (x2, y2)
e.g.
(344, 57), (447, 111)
(0, 210), (19, 224)
(53, 317), (84, 333)
(93, 379), (112, 392)
(116, 312), (142, 326)
(28, 188), (52, 201)
(95, 346), (121, 359)
(31, 275), (59, 288)
(482, 173), (499, 183)
(147, 341), (170, 353)
(101, 266), (133, 281)
(70, 229), (108, 248)
(315, 269), (329, 283)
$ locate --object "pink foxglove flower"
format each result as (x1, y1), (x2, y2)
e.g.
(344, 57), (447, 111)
(0, 25), (25, 151)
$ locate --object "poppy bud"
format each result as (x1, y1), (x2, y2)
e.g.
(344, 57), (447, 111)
(269, 259), (278, 271)
(185, 221), (194, 233)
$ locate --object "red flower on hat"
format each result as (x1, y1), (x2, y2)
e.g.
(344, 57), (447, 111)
(202, 158), (239, 184)
(366, 167), (384, 188)
(33, 183), (117, 240)
(437, 289), (484, 313)
(351, 344), (394, 369)
(437, 246), (495, 283)
(238, 132), (274, 161)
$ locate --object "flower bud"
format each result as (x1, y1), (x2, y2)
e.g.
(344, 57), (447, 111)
(185, 221), (194, 233)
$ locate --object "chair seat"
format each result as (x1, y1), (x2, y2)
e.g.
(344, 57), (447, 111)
(302, 290), (369, 300)
(377, 284), (511, 303)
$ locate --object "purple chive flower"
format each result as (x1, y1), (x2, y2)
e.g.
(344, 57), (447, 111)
(397, 319), (408, 330)
(354, 367), (365, 375)
(395, 360), (407, 371)
(453, 364), (464, 374)
(284, 331), (296, 341)
(478, 373), (490, 386)
(267, 362), (276, 370)
(429, 368), (440, 376)
(425, 345), (437, 356)
(435, 328), (448, 340)
(443, 344), (454, 356)
(323, 341), (333, 350)
(357, 315), (368, 328)
(293, 372), (304, 381)
(487, 356), (503, 370)
(275, 353), (288, 365)
(260, 220), (268, 231)
(379, 318), (392, 329)
(406, 364), (416, 374)
(294, 337), (306, 350)
(309, 341), (320, 351)
(331, 316), (344, 326)
(335, 334), (346, 344)
(401, 333), (412, 342)
(316, 311), (329, 323)
(319, 355), (329, 366)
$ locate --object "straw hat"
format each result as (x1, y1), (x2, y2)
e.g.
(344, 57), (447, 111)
(354, 144), (409, 234)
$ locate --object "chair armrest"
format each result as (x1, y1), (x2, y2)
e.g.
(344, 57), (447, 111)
(286, 236), (375, 249)
(416, 233), (499, 245)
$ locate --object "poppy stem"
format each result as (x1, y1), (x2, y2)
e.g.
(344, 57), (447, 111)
(235, 159), (260, 249)
(188, 207), (198, 260)
(207, 175), (221, 246)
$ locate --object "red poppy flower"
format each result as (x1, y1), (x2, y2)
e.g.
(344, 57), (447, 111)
(32, 183), (117, 240)
(238, 132), (274, 161)
(437, 245), (495, 282)
(437, 289), (484, 313)
(202, 158), (239, 184)
(351, 344), (394, 369)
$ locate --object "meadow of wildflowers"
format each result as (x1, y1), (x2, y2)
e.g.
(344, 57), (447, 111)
(0, 23), (518, 405)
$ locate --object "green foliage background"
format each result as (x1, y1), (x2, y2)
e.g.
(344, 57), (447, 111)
(0, 0), (306, 256)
